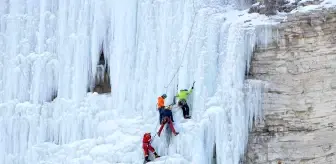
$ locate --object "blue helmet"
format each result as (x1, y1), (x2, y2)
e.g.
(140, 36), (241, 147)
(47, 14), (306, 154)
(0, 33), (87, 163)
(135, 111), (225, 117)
(162, 94), (167, 98)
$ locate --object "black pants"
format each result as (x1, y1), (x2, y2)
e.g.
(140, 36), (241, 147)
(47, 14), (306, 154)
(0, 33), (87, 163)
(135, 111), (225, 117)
(178, 100), (189, 117)
(158, 107), (164, 123)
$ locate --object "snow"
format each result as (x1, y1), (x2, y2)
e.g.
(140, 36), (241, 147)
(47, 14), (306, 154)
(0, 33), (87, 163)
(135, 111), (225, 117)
(290, 0), (336, 13)
(0, 0), (284, 164)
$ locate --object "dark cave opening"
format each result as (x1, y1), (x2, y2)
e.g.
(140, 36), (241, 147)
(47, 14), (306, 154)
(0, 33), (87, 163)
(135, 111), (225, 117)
(91, 45), (111, 94)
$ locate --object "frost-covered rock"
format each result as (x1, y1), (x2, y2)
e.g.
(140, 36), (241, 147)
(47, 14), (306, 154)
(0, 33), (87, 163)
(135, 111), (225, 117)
(246, 9), (336, 164)
(248, 0), (326, 15)
(249, 0), (293, 15)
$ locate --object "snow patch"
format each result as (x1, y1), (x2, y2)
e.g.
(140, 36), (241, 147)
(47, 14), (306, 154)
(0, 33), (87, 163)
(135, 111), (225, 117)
(291, 0), (336, 13)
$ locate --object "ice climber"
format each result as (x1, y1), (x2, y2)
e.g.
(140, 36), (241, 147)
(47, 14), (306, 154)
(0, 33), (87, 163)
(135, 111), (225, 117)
(175, 84), (194, 119)
(157, 94), (167, 123)
(142, 133), (160, 162)
(157, 105), (179, 136)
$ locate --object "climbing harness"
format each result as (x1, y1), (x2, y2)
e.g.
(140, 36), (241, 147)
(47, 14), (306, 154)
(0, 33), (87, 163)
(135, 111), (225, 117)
(163, 0), (197, 94)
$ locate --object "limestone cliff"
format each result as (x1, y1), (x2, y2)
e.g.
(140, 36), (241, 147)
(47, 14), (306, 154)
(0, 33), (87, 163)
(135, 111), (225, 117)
(246, 9), (336, 164)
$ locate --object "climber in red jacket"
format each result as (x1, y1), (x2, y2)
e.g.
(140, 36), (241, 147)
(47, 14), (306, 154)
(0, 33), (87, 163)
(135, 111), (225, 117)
(142, 133), (160, 162)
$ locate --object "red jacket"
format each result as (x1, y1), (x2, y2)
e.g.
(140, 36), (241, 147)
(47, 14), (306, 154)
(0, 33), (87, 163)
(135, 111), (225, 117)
(143, 133), (151, 143)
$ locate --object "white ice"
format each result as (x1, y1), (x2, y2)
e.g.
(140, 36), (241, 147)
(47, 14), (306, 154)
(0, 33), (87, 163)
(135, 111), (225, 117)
(0, 0), (324, 164)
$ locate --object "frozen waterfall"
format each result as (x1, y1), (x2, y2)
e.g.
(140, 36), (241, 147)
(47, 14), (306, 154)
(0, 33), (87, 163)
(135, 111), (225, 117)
(0, 0), (276, 164)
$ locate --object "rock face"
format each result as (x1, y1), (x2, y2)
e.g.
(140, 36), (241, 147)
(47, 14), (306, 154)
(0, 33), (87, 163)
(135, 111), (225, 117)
(246, 9), (336, 164)
(92, 51), (111, 94)
(93, 67), (111, 94)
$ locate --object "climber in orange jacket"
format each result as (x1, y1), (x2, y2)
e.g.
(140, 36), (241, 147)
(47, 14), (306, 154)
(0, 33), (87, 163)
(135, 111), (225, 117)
(142, 133), (160, 162)
(157, 94), (167, 123)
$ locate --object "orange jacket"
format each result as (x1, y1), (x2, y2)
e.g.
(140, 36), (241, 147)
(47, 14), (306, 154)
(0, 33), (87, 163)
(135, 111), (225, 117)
(157, 96), (165, 108)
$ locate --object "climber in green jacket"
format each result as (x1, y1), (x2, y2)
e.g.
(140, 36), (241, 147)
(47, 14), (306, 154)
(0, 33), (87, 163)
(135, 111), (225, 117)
(175, 83), (194, 119)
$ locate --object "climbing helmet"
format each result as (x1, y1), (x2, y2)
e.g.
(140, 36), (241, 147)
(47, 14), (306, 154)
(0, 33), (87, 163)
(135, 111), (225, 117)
(162, 94), (167, 98)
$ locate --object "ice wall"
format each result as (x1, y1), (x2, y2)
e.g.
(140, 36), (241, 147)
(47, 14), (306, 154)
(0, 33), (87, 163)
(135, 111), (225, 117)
(0, 0), (275, 164)
(156, 21), (268, 164)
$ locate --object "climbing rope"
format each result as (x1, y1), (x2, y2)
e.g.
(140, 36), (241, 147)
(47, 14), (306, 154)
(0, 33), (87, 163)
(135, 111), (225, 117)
(147, 2), (198, 163)
(151, 126), (159, 140)
(151, 104), (161, 141)
(163, 0), (197, 94)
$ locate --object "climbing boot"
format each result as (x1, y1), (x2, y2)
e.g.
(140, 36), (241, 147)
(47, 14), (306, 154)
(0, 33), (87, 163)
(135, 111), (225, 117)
(174, 132), (179, 136)
(184, 115), (191, 119)
(145, 156), (151, 162)
(154, 152), (161, 158)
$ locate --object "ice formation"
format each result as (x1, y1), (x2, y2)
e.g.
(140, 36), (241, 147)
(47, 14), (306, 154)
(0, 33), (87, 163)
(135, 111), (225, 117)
(0, 0), (283, 164)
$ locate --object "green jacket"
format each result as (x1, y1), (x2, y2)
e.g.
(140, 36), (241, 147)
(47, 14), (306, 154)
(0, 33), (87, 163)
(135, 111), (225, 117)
(176, 89), (193, 101)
